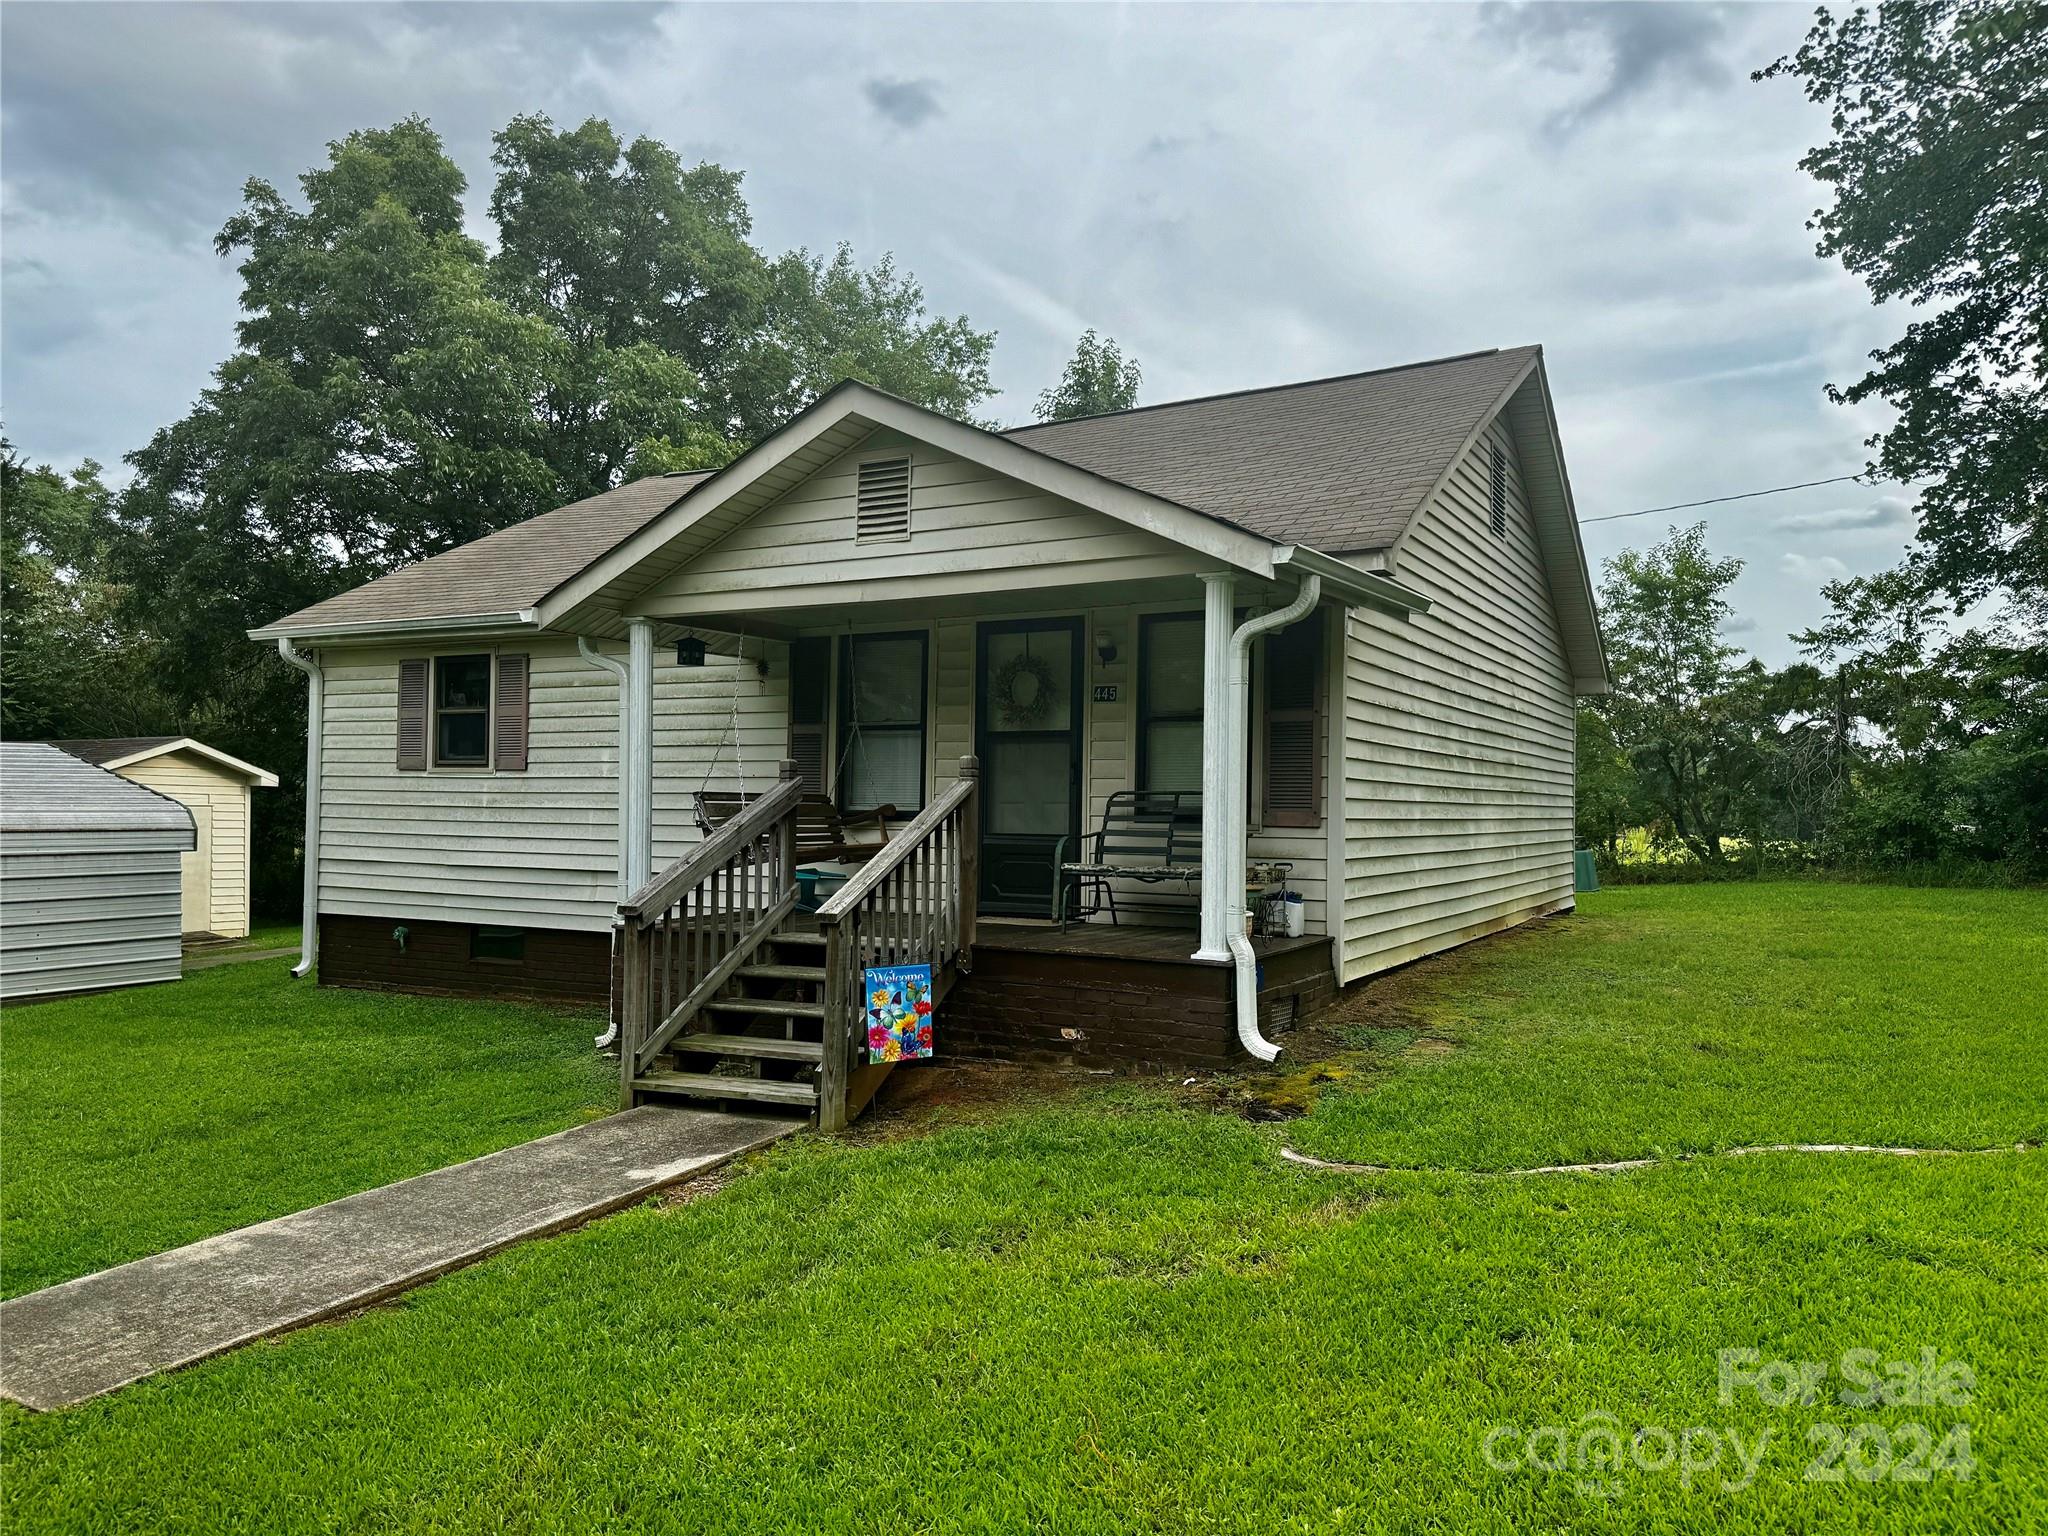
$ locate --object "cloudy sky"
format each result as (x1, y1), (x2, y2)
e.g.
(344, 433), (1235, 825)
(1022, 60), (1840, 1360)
(3, 1), (1912, 661)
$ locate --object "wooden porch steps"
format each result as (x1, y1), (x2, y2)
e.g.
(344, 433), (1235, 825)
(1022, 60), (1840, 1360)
(672, 1032), (823, 1063)
(704, 996), (825, 1021)
(631, 1070), (817, 1107)
(735, 963), (828, 984)
(619, 755), (981, 1129)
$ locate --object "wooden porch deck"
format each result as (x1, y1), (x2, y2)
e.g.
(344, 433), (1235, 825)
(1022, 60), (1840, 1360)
(947, 920), (1338, 1071)
(971, 919), (1328, 966)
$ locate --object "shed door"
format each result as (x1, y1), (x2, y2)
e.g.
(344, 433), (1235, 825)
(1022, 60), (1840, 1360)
(181, 800), (212, 935)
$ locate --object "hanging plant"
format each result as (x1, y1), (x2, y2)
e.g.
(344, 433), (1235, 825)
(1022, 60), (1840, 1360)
(991, 650), (1060, 728)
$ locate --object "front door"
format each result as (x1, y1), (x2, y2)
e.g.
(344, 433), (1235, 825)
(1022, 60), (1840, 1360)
(975, 618), (1083, 915)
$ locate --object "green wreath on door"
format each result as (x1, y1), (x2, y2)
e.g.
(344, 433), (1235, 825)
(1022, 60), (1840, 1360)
(990, 650), (1060, 728)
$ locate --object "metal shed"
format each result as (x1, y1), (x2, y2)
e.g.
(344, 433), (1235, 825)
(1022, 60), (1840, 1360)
(0, 743), (196, 1002)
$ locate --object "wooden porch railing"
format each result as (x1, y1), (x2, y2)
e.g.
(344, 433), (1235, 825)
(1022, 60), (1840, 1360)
(615, 761), (804, 1105)
(814, 756), (980, 1130)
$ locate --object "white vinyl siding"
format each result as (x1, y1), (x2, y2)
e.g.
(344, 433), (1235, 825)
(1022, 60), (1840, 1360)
(1338, 415), (1576, 981)
(116, 754), (256, 938)
(630, 430), (1213, 617)
(317, 637), (788, 934)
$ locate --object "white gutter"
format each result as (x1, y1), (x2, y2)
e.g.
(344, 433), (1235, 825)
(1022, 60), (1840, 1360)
(577, 635), (632, 1052)
(247, 608), (539, 643)
(1271, 546), (1428, 618)
(276, 638), (323, 979)
(1224, 574), (1321, 1062)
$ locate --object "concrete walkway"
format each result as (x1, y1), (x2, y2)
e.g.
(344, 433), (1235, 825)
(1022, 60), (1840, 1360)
(0, 1105), (796, 1411)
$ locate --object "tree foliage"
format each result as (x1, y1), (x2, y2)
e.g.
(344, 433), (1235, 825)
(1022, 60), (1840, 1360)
(1587, 526), (2047, 880)
(1761, 1), (2048, 606)
(10, 113), (1007, 912)
(0, 444), (175, 741)
(1035, 330), (1143, 422)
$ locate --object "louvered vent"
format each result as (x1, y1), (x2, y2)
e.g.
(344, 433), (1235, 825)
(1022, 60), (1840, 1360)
(1265, 718), (1318, 816)
(1488, 444), (1509, 539)
(856, 457), (912, 541)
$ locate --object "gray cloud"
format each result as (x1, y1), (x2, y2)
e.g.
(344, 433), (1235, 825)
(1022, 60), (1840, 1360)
(862, 77), (942, 130)
(2, 1), (1901, 663)
(1482, 1), (1739, 135)
(1773, 495), (1914, 535)
(0, 2), (666, 240)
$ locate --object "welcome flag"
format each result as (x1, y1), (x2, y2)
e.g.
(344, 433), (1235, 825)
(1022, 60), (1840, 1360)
(863, 963), (935, 1063)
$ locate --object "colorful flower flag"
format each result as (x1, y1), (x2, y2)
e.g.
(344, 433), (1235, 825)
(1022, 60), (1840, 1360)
(863, 963), (935, 1063)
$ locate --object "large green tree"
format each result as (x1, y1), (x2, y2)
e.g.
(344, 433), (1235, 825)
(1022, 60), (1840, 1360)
(488, 115), (995, 442)
(102, 113), (1000, 911)
(1035, 330), (1143, 422)
(1594, 524), (1773, 866)
(0, 443), (175, 741)
(1761, 1), (2048, 606)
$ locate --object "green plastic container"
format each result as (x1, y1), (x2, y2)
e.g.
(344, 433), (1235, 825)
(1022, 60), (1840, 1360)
(1573, 849), (1600, 893)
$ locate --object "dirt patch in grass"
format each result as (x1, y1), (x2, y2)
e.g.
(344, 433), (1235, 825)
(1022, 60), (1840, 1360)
(857, 1061), (1089, 1140)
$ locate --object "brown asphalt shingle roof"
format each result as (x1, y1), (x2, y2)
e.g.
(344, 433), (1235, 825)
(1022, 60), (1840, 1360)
(256, 472), (714, 635)
(258, 347), (1539, 636)
(1005, 346), (1539, 551)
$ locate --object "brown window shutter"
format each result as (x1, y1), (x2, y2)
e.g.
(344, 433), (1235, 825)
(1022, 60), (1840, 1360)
(1261, 611), (1324, 828)
(397, 659), (429, 771)
(494, 654), (530, 771)
(788, 637), (830, 795)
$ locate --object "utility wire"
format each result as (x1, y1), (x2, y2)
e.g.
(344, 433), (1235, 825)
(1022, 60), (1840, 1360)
(1580, 473), (1878, 525)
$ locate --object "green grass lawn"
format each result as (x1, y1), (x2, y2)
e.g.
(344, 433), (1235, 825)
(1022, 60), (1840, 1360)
(0, 959), (613, 1298)
(5, 885), (2043, 1533)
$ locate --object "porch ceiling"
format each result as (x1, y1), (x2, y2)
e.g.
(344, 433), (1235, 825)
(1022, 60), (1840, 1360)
(641, 570), (1308, 641)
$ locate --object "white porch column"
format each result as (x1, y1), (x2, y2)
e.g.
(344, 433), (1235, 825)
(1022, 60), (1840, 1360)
(1193, 572), (1236, 961)
(624, 619), (656, 894)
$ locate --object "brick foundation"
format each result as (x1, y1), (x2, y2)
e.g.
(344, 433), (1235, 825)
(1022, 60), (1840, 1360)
(318, 914), (610, 1006)
(944, 935), (1336, 1071)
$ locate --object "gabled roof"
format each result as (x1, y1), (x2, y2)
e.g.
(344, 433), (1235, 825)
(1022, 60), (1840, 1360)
(250, 346), (1602, 688)
(249, 472), (714, 640)
(1005, 346), (1540, 553)
(47, 737), (279, 787)
(0, 744), (196, 839)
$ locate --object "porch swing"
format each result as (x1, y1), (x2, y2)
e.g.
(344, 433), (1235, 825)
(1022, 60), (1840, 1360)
(689, 627), (895, 865)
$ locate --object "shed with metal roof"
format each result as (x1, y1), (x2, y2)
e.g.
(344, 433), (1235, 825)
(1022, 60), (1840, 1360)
(1, 743), (196, 1001)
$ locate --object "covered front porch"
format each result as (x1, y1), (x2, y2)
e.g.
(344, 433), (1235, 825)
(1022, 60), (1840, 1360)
(563, 400), (1428, 1125)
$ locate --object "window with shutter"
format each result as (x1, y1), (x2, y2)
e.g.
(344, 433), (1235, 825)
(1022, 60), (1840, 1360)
(493, 654), (529, 771)
(1488, 443), (1509, 539)
(432, 655), (492, 767)
(1261, 610), (1324, 827)
(855, 457), (912, 542)
(396, 659), (430, 771)
(789, 637), (831, 795)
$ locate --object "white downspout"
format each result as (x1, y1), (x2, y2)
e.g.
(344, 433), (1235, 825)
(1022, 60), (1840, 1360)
(1224, 574), (1321, 1062)
(578, 634), (633, 1051)
(276, 638), (323, 979)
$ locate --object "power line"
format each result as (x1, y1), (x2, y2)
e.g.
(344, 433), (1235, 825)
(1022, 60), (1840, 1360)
(1581, 474), (1878, 525)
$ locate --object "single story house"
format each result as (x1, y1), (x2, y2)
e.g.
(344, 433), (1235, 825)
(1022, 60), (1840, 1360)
(46, 738), (277, 940)
(0, 743), (197, 1001)
(251, 345), (1606, 1127)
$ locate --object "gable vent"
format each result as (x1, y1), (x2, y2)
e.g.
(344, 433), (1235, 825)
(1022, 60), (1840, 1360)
(856, 457), (912, 542)
(1488, 444), (1509, 539)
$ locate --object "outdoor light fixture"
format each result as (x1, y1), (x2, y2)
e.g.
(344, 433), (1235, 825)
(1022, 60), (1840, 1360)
(1095, 629), (1118, 667)
(675, 636), (707, 666)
